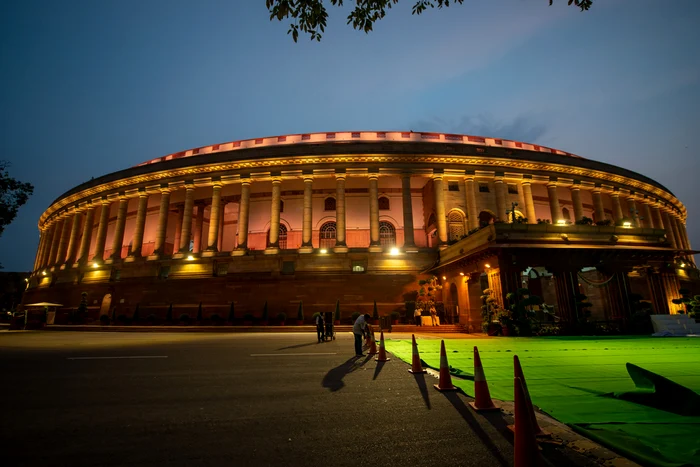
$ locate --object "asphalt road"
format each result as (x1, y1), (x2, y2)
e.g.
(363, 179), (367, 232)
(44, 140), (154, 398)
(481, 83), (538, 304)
(0, 331), (595, 467)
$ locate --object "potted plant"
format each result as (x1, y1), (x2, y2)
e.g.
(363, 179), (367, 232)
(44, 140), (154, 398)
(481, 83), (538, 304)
(132, 305), (140, 324)
(227, 302), (235, 325)
(260, 301), (269, 326)
(243, 313), (254, 326)
(196, 302), (203, 323)
(166, 304), (173, 323)
(390, 311), (400, 325)
(372, 300), (379, 325)
(480, 289), (501, 335)
(334, 300), (341, 325)
(210, 314), (223, 325)
(296, 301), (304, 325)
(147, 313), (158, 326)
(179, 313), (190, 325)
(277, 312), (287, 326)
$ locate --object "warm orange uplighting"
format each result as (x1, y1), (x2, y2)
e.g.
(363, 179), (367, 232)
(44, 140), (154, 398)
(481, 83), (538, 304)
(623, 221), (632, 228)
(186, 255), (195, 261)
(92, 262), (99, 268)
(319, 249), (328, 254)
(557, 219), (567, 225)
(389, 247), (400, 256)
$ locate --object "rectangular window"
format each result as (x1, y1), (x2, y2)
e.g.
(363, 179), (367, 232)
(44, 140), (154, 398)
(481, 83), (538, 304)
(478, 183), (490, 193)
(507, 184), (518, 194)
(448, 181), (460, 192)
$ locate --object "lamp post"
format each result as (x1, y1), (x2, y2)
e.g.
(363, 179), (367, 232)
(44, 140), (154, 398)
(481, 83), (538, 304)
(506, 202), (519, 223)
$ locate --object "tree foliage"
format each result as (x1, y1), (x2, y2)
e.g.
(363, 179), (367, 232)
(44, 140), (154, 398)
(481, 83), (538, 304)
(266, 0), (592, 42)
(0, 161), (33, 238)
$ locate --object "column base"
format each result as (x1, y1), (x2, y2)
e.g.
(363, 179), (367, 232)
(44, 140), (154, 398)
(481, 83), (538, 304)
(146, 254), (163, 261)
(264, 247), (280, 255)
(104, 258), (121, 265)
(368, 245), (383, 253)
(333, 245), (349, 253)
(403, 245), (419, 253)
(298, 246), (314, 254)
(231, 249), (248, 257)
(201, 250), (218, 258)
(438, 244), (449, 251)
(123, 255), (142, 263)
(171, 252), (190, 260)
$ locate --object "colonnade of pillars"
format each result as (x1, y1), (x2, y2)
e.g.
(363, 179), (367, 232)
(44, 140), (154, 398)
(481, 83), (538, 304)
(33, 172), (693, 272)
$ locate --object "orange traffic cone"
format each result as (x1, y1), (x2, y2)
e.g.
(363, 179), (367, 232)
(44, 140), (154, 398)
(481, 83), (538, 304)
(468, 346), (499, 412)
(433, 340), (457, 391)
(512, 355), (548, 437)
(375, 331), (390, 362)
(408, 334), (426, 374)
(367, 333), (377, 356)
(514, 377), (544, 467)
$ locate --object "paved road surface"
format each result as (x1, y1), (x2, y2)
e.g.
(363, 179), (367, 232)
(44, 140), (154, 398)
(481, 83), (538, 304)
(0, 331), (596, 467)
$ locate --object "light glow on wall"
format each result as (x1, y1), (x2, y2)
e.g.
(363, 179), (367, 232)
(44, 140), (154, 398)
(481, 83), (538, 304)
(389, 247), (400, 256)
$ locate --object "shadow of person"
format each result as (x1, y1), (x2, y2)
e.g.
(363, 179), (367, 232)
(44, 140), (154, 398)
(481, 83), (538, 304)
(412, 373), (431, 409)
(321, 356), (361, 392)
(442, 391), (510, 467)
(372, 359), (386, 381)
(276, 341), (320, 351)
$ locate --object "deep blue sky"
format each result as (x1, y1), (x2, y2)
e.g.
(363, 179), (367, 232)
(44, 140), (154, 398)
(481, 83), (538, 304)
(1, 0), (699, 270)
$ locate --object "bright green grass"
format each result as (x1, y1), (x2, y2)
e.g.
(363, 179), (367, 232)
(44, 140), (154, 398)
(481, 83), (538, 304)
(385, 336), (700, 467)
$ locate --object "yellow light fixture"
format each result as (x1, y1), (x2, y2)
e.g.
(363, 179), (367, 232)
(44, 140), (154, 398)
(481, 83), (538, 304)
(92, 262), (99, 268)
(485, 263), (491, 269)
(680, 263), (686, 268)
(623, 221), (632, 228)
(442, 276), (447, 280)
(186, 255), (194, 261)
(557, 219), (567, 225)
(42, 271), (47, 276)
(389, 247), (400, 255)
(24, 278), (29, 282)
(459, 272), (465, 276)
(320, 249), (328, 254)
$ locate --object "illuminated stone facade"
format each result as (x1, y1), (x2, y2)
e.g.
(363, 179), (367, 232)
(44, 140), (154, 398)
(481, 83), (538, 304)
(24, 131), (696, 327)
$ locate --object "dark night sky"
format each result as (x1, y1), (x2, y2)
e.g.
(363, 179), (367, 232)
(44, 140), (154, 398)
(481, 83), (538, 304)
(1, 0), (698, 270)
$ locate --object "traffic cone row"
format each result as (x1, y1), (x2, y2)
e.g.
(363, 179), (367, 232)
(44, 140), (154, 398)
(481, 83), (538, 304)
(367, 333), (377, 356)
(511, 355), (548, 437)
(375, 331), (390, 362)
(514, 376), (545, 467)
(408, 334), (426, 374)
(433, 340), (457, 391)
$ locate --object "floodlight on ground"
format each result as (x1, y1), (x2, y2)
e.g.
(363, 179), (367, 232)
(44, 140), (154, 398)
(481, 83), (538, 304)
(320, 249), (328, 254)
(92, 262), (99, 268)
(186, 255), (195, 261)
(680, 263), (686, 268)
(557, 219), (567, 225)
(42, 271), (47, 276)
(459, 272), (465, 276)
(485, 263), (491, 269)
(623, 221), (632, 228)
(442, 276), (447, 280)
(389, 247), (400, 255)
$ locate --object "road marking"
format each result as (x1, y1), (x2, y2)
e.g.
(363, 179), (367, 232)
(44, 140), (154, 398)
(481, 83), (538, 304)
(67, 356), (168, 360)
(250, 352), (337, 357)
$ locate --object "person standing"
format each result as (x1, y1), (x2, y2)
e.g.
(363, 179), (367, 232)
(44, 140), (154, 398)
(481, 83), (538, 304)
(430, 303), (438, 326)
(353, 313), (371, 356)
(414, 306), (422, 327)
(316, 313), (325, 343)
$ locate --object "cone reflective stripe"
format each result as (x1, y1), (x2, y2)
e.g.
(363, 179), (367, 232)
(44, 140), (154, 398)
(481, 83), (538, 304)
(514, 355), (547, 437)
(515, 377), (544, 467)
(468, 346), (499, 411)
(375, 331), (390, 362)
(433, 340), (457, 391)
(408, 334), (426, 374)
(367, 333), (377, 355)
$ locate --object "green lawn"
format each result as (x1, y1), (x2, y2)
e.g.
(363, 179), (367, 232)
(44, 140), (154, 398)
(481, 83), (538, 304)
(385, 336), (700, 467)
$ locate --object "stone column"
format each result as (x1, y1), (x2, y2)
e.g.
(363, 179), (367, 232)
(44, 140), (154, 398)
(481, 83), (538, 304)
(217, 202), (225, 252)
(626, 195), (639, 227)
(128, 191), (149, 258)
(401, 173), (416, 250)
(54, 214), (72, 266)
(611, 193), (624, 221)
(521, 179), (536, 225)
(41, 222), (56, 268)
(152, 188), (171, 257)
(206, 184), (222, 253)
(592, 188), (605, 223)
(47, 218), (64, 266)
(232, 179), (251, 255)
(65, 208), (83, 265)
(334, 173), (348, 253)
(433, 174), (448, 245)
(570, 186), (584, 222)
(192, 203), (205, 254)
(671, 216), (686, 252)
(34, 230), (47, 271)
(642, 202), (655, 229)
(652, 204), (664, 230)
(300, 175), (314, 253)
(266, 178), (282, 254)
(109, 196), (128, 261)
(172, 205), (183, 254)
(93, 199), (111, 262)
(179, 184), (195, 253)
(76, 204), (95, 265)
(494, 176), (507, 221)
(661, 210), (678, 248)
(547, 182), (561, 224)
(368, 173), (381, 251)
(464, 175), (479, 230)
(679, 221), (695, 265)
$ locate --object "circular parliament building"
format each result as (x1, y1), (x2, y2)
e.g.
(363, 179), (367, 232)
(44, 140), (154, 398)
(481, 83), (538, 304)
(25, 131), (697, 330)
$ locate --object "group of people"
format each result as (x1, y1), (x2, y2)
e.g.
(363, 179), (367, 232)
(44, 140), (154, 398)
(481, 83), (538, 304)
(315, 313), (333, 343)
(414, 301), (440, 327)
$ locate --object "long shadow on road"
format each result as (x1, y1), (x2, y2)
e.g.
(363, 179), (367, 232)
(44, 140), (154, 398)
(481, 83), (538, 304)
(412, 373), (431, 409)
(442, 391), (510, 467)
(322, 355), (370, 392)
(276, 341), (321, 351)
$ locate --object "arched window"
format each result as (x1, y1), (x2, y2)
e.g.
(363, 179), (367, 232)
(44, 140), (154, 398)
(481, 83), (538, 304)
(266, 224), (288, 249)
(378, 196), (390, 210)
(379, 221), (396, 246)
(562, 207), (571, 221)
(448, 211), (465, 241)
(319, 222), (336, 249)
(324, 197), (336, 211)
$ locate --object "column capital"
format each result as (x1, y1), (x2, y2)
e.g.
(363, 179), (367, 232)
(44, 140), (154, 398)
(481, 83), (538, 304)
(137, 188), (148, 198)
(240, 178), (252, 185)
(464, 174), (475, 182)
(303, 174), (314, 183)
(570, 185), (581, 192)
(431, 173), (444, 181)
(271, 177), (282, 184)
(546, 181), (558, 188)
(367, 173), (379, 181)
